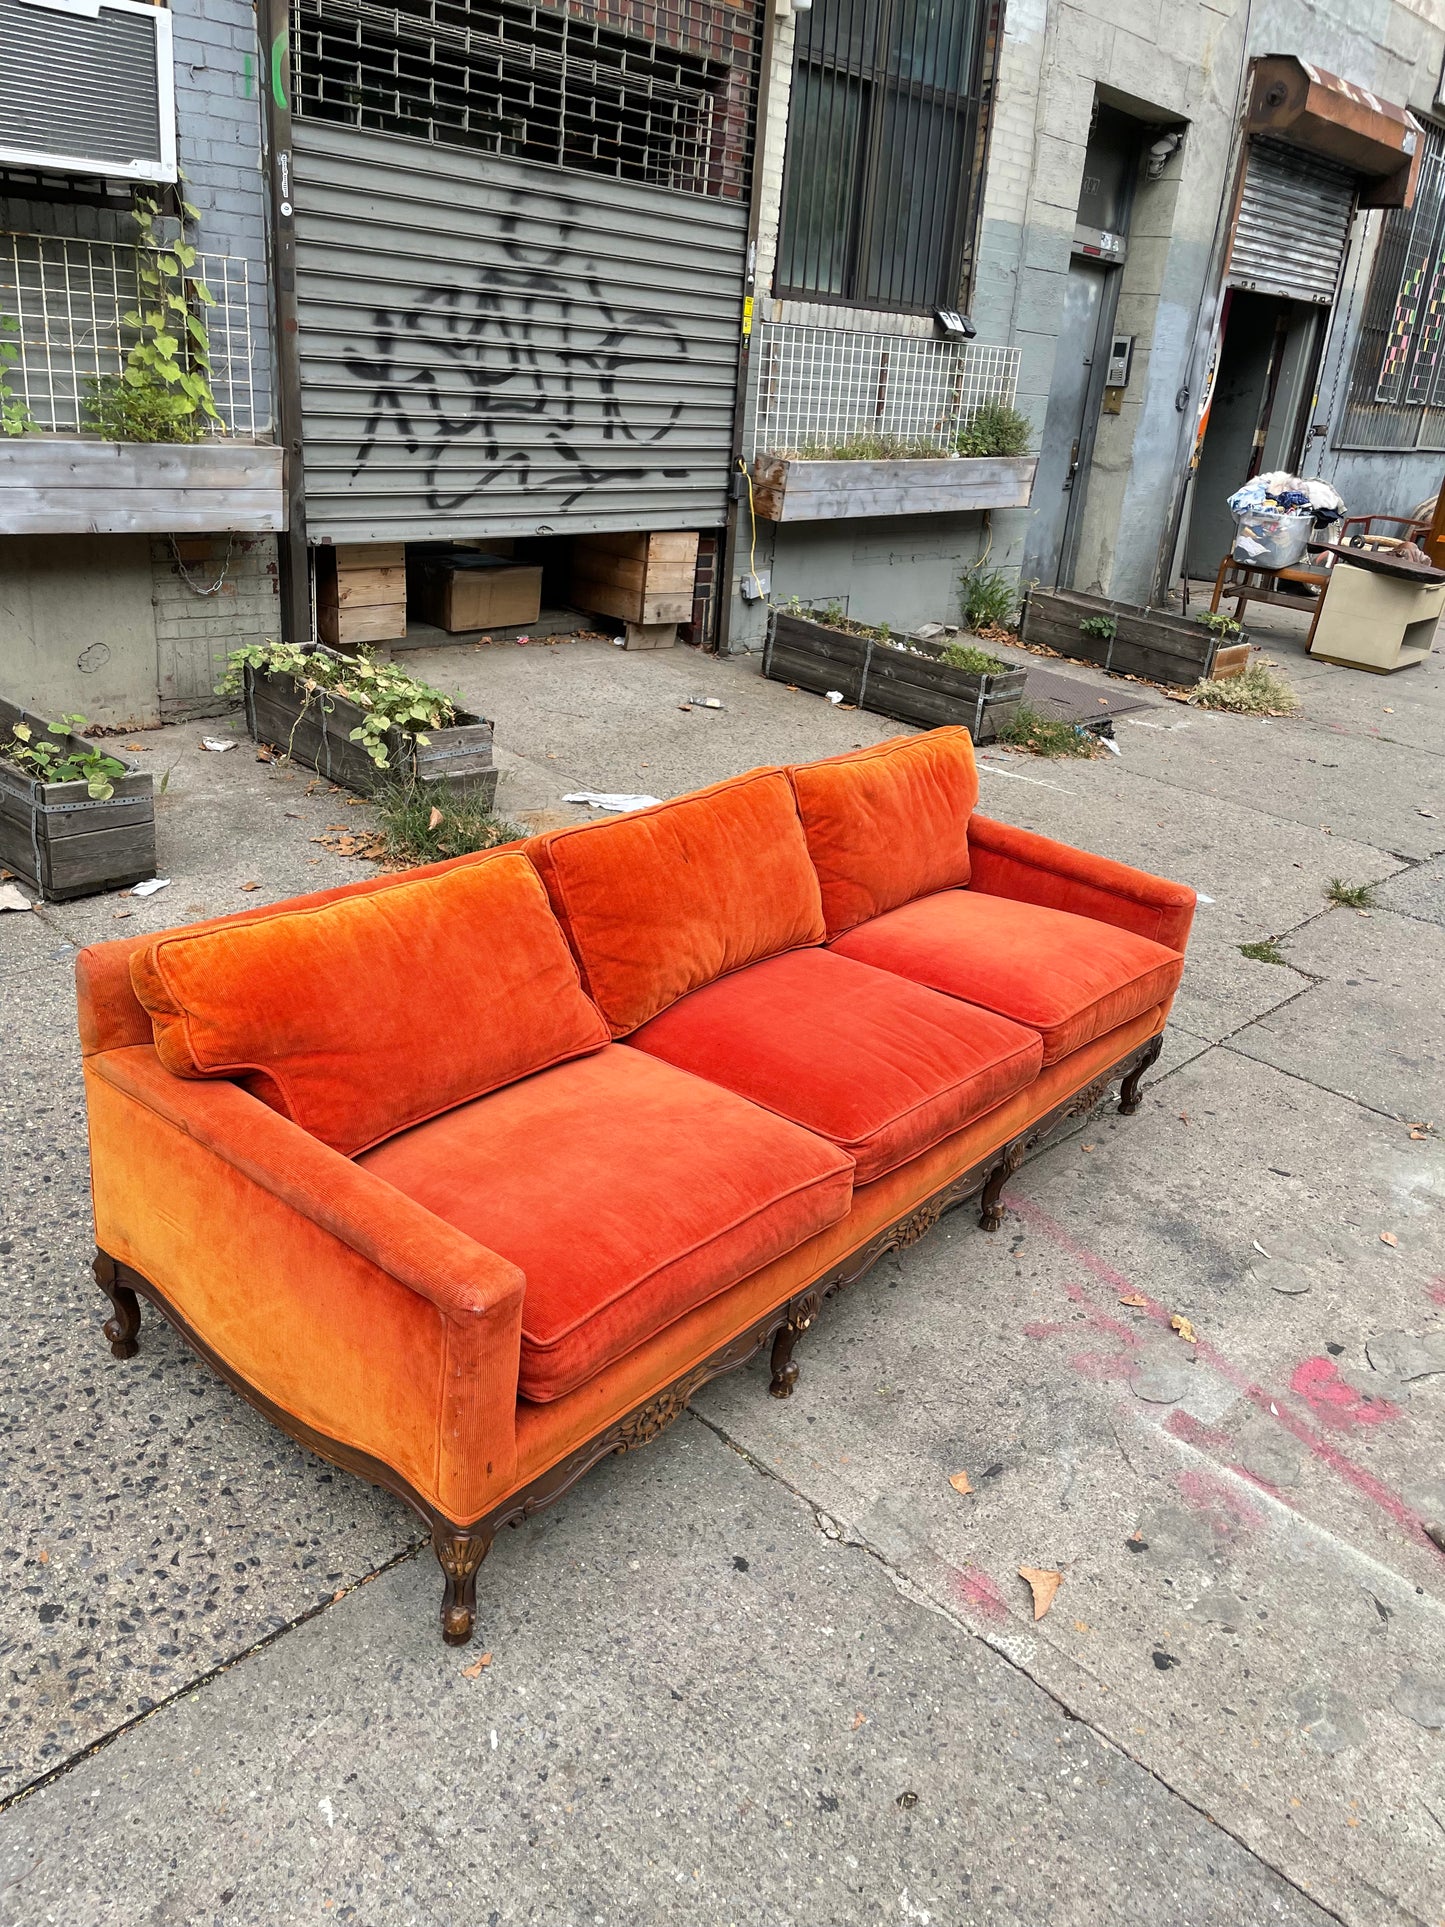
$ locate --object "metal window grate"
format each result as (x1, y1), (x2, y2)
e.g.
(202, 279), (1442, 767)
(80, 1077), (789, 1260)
(749, 323), (1019, 457)
(292, 0), (758, 200)
(1340, 125), (1445, 452)
(0, 232), (263, 436)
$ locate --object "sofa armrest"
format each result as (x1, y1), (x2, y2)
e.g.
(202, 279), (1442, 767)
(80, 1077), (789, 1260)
(967, 814), (1196, 953)
(85, 1047), (525, 1522)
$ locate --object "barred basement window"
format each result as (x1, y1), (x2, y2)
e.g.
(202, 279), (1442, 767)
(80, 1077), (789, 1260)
(292, 0), (735, 197)
(1339, 123), (1445, 452)
(775, 0), (994, 313)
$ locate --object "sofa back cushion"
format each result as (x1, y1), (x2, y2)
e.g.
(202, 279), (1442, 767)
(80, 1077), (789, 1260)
(789, 727), (979, 939)
(129, 853), (610, 1155)
(528, 768), (825, 1034)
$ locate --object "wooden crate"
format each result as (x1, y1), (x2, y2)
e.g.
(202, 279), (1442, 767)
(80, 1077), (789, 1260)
(764, 613), (1027, 742)
(413, 561), (542, 633)
(0, 698), (156, 900)
(317, 543), (408, 649)
(242, 647), (498, 803)
(1020, 588), (1240, 686)
(570, 531), (698, 626)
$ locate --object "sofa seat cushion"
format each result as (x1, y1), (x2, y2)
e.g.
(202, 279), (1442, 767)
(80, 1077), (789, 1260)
(789, 726), (979, 939)
(129, 853), (610, 1156)
(626, 948), (1043, 1185)
(358, 1045), (854, 1403)
(830, 889), (1184, 1066)
(528, 767), (825, 1036)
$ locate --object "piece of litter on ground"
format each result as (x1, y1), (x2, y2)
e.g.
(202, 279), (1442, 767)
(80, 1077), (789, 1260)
(611, 637), (626, 647)
(825, 690), (844, 704)
(563, 790), (663, 813)
(1097, 736), (1122, 756)
(678, 703), (693, 712)
(1019, 1565), (1062, 1620)
(685, 696), (725, 709)
(0, 883), (34, 912)
(1250, 1256), (1313, 1296)
(1380, 1231), (1399, 1248)
(1195, 892), (1215, 904)
(200, 737), (236, 752)
(461, 1651), (493, 1679)
(131, 878), (171, 898)
(948, 1470), (973, 1496)
(1170, 1314), (1197, 1343)
(1252, 1239), (1271, 1257)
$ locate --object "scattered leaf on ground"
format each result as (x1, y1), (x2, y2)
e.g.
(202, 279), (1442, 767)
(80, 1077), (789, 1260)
(851, 1712), (867, 1730)
(428, 805), (444, 830)
(240, 881), (260, 892)
(1380, 1232), (1399, 1248)
(1170, 1315), (1197, 1343)
(1119, 1292), (1148, 1308)
(1020, 1566), (1062, 1620)
(948, 1471), (973, 1496)
(1410, 1129), (1427, 1141)
(461, 1652), (493, 1678)
(37, 1548), (48, 1564)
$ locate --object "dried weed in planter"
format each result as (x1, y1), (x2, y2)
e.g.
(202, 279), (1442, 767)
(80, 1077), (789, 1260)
(373, 779), (523, 867)
(996, 703), (1104, 758)
(1189, 663), (1299, 715)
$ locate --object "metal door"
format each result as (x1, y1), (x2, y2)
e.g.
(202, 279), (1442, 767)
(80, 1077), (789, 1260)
(291, 123), (750, 543)
(1022, 259), (1110, 589)
(1229, 139), (1355, 306)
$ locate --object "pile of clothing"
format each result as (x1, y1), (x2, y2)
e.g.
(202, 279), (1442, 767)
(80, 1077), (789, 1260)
(1227, 471), (1345, 569)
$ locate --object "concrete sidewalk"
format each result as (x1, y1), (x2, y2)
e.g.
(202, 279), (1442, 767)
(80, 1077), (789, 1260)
(0, 614), (1441, 1925)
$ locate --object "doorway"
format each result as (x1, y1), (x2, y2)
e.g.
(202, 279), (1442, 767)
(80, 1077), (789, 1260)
(1024, 259), (1113, 589)
(1185, 290), (1325, 577)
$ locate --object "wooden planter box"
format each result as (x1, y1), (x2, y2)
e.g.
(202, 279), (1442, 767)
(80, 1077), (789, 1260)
(752, 455), (1037, 522)
(1021, 589), (1249, 686)
(0, 698), (156, 900)
(764, 612), (1027, 742)
(0, 439), (284, 536)
(242, 647), (500, 805)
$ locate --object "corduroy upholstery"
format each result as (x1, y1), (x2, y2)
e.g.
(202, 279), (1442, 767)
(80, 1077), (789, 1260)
(627, 948), (1042, 1183)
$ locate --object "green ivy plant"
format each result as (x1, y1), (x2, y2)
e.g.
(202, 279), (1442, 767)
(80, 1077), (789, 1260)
(84, 192), (222, 443)
(0, 317), (34, 436)
(218, 642), (460, 770)
(1079, 613), (1118, 642)
(1195, 608), (1243, 639)
(5, 714), (128, 799)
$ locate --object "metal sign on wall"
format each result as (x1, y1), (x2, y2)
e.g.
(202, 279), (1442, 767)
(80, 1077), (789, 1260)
(1229, 138), (1356, 307)
(292, 123), (749, 542)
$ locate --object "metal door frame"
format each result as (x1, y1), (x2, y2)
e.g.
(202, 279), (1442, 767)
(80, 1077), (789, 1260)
(1056, 257), (1124, 589)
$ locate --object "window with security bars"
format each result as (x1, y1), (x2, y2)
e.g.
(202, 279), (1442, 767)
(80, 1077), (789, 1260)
(291, 0), (749, 198)
(775, 0), (993, 313)
(1339, 124), (1445, 451)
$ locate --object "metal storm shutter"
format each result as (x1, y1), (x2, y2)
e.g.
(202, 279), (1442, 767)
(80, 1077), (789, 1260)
(1228, 138), (1356, 306)
(0, 0), (174, 181)
(292, 123), (748, 543)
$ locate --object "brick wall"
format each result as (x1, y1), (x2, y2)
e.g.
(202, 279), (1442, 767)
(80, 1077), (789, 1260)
(684, 530), (719, 646)
(151, 535), (281, 720)
(170, 0), (274, 430)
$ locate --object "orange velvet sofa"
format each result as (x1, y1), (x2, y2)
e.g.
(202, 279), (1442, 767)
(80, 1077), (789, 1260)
(78, 727), (1194, 1644)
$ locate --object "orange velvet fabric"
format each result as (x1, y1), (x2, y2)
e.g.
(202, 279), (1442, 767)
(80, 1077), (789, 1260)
(511, 1003), (1167, 1487)
(128, 853), (609, 1156)
(967, 814), (1196, 953)
(86, 1046), (526, 1519)
(831, 888), (1184, 1065)
(626, 948), (1042, 1184)
(76, 846), (517, 1059)
(527, 768), (825, 1035)
(359, 1044), (854, 1403)
(788, 727), (979, 939)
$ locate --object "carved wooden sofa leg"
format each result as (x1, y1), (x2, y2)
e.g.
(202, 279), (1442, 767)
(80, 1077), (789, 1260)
(768, 1291), (820, 1399)
(432, 1523), (494, 1647)
(95, 1250), (141, 1359)
(978, 1138), (1026, 1232)
(1118, 1035), (1164, 1116)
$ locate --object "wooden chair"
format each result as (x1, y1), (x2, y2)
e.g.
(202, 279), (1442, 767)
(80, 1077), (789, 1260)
(1209, 553), (1332, 647)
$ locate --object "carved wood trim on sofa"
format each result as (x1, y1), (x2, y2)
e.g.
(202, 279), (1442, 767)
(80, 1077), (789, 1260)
(93, 1031), (1164, 1645)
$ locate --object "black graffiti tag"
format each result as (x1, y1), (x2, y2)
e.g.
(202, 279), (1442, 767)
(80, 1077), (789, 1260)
(341, 188), (693, 513)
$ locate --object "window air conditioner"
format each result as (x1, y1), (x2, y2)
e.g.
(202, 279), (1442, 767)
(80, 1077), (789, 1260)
(0, 0), (177, 182)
